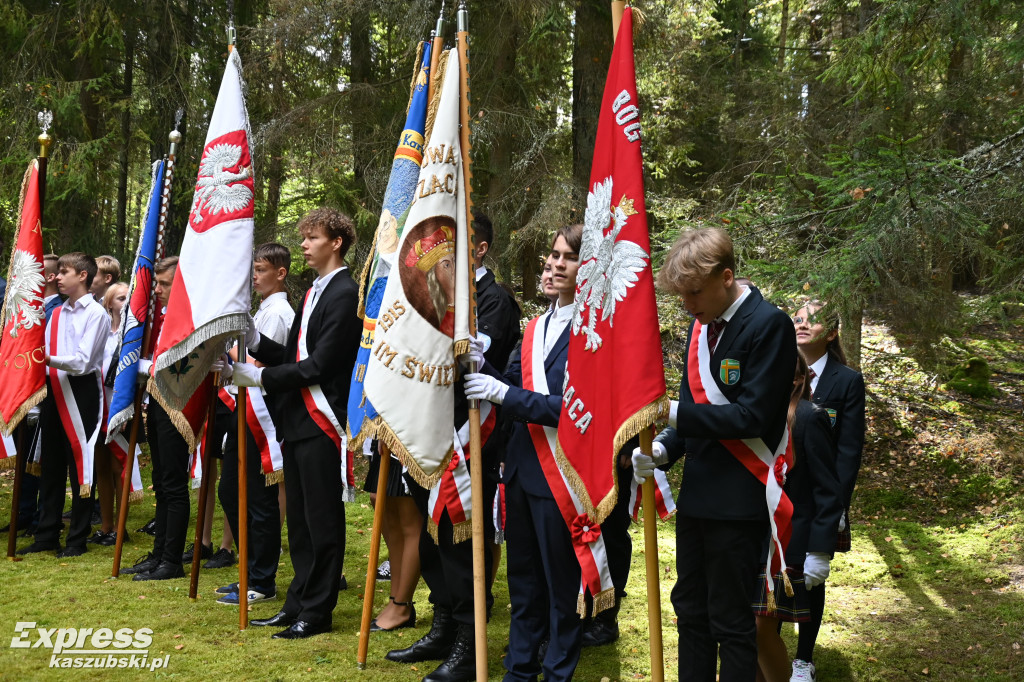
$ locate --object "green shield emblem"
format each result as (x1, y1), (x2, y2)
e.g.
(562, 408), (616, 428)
(826, 408), (837, 427)
(720, 359), (741, 385)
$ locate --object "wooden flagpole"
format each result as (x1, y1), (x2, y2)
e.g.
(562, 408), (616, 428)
(112, 121), (178, 578)
(5, 117), (49, 561)
(455, 3), (488, 679)
(610, 5), (664, 680)
(188, 380), (220, 599)
(357, 444), (391, 669)
(429, 1), (446, 102)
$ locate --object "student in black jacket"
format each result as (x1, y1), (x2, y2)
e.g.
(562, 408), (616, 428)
(789, 301), (866, 681)
(632, 228), (797, 682)
(228, 208), (362, 640)
(753, 355), (843, 682)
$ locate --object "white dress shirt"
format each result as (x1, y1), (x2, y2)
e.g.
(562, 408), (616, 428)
(543, 301), (574, 359)
(809, 354), (828, 395)
(47, 295), (110, 376)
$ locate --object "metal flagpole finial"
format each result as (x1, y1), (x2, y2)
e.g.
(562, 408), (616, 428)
(169, 108), (184, 155)
(435, 0), (446, 35)
(457, 0), (468, 30)
(37, 109), (53, 158)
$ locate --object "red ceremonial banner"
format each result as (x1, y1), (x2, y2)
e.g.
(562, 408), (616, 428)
(555, 7), (668, 524)
(0, 160), (47, 436)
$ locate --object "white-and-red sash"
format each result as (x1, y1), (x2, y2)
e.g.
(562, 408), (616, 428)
(189, 438), (204, 490)
(107, 431), (145, 502)
(628, 468), (676, 522)
(522, 315), (616, 615)
(47, 307), (103, 497)
(492, 481), (506, 545)
(218, 386), (284, 485)
(297, 288), (355, 502)
(688, 319), (794, 599)
(426, 402), (497, 544)
(0, 431), (16, 467)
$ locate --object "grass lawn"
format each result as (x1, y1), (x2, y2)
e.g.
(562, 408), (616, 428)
(1, 315), (1023, 680)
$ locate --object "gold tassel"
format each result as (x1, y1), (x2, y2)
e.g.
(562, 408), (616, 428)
(27, 461), (41, 476)
(264, 469), (284, 486)
(451, 520), (472, 545)
(632, 7), (646, 38)
(427, 518), (439, 545)
(766, 589), (777, 614)
(576, 592), (586, 618)
(782, 571), (795, 598)
(128, 489), (144, 504)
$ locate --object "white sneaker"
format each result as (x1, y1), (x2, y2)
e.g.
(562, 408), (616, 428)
(791, 659), (816, 682)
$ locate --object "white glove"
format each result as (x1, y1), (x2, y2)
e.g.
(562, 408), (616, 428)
(838, 510), (847, 532)
(232, 362), (264, 388)
(803, 552), (831, 588)
(136, 358), (153, 385)
(244, 314), (260, 352)
(460, 334), (487, 370)
(668, 400), (679, 428)
(210, 355), (232, 382)
(631, 441), (667, 485)
(464, 373), (509, 404)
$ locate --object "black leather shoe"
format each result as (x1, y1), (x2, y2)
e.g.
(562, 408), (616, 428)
(371, 597), (416, 632)
(137, 518), (157, 536)
(182, 542), (212, 563)
(581, 617), (619, 647)
(251, 611), (296, 628)
(385, 606), (456, 663)
(0, 518), (30, 533)
(203, 547), (235, 568)
(271, 620), (331, 639)
(133, 561), (185, 581)
(16, 541), (59, 555)
(338, 575), (348, 591)
(423, 625), (475, 682)
(57, 546), (87, 558)
(121, 553), (159, 575)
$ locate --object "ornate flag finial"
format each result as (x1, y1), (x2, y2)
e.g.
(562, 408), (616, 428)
(37, 109), (53, 158)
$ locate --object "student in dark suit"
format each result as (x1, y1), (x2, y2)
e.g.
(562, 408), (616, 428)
(633, 227), (797, 682)
(789, 301), (865, 681)
(463, 224), (582, 682)
(753, 355), (843, 682)
(386, 212), (521, 681)
(229, 208), (362, 640)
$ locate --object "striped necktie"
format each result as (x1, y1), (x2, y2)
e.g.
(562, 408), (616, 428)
(707, 319), (726, 354)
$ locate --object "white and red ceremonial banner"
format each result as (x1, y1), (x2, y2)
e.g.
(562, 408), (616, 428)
(151, 49), (254, 448)
(218, 386), (284, 484)
(0, 159), (47, 439)
(556, 8), (668, 525)
(363, 48), (472, 487)
(108, 431), (145, 503)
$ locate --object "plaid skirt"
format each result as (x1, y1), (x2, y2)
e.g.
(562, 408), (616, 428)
(363, 452), (412, 498)
(751, 570), (810, 622)
(835, 525), (852, 552)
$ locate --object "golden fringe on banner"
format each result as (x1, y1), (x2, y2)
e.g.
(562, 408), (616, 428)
(0, 457), (16, 471)
(423, 50), (451, 143)
(347, 415), (378, 454)
(373, 418), (454, 490)
(264, 469), (284, 486)
(147, 378), (202, 451)
(554, 394), (670, 526)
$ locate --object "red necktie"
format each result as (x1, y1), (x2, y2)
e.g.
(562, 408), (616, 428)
(707, 319), (726, 354)
(808, 368), (816, 396)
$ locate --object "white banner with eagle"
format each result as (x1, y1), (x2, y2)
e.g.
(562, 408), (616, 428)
(362, 48), (471, 488)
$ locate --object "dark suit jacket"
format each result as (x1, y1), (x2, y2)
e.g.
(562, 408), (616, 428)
(812, 356), (865, 511)
(481, 315), (569, 499)
(656, 288), (797, 520)
(44, 294), (63, 322)
(252, 268), (361, 444)
(784, 400), (843, 563)
(476, 269), (521, 370)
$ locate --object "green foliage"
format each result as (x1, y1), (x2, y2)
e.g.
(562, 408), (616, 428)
(946, 356), (996, 399)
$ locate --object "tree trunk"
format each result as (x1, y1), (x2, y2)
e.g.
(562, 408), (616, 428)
(777, 0), (789, 69)
(116, 29), (136, 260)
(349, 7), (374, 204)
(572, 0), (613, 203)
(841, 302), (863, 371)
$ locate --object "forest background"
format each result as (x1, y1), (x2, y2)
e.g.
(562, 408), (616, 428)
(2, 0), (1024, 374)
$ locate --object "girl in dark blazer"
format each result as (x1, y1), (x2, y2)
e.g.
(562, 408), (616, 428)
(790, 301), (866, 681)
(754, 355), (843, 682)
(464, 224), (583, 682)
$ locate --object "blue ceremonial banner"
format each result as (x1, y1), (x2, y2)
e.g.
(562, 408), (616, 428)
(107, 159), (165, 439)
(347, 41), (432, 450)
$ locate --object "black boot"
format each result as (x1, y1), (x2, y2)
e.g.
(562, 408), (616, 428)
(582, 598), (620, 647)
(385, 606), (456, 663)
(423, 624), (475, 682)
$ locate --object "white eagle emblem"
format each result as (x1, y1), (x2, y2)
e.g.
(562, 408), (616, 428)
(4, 249), (45, 339)
(190, 143), (253, 225)
(572, 176), (649, 352)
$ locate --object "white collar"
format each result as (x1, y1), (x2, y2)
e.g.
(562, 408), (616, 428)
(44, 293), (60, 304)
(551, 300), (574, 323)
(809, 353), (828, 379)
(717, 284), (750, 324)
(259, 291), (288, 310)
(63, 295), (95, 311)
(313, 265), (347, 293)
(475, 266), (488, 282)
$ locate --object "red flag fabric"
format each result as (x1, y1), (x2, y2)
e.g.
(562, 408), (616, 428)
(555, 7), (668, 525)
(0, 160), (47, 438)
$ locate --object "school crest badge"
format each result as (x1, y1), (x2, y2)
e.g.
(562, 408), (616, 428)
(826, 408), (837, 427)
(720, 358), (740, 385)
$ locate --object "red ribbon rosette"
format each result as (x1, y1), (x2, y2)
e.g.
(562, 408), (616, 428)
(773, 455), (788, 487)
(571, 514), (602, 545)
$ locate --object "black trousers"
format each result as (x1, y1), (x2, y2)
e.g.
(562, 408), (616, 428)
(671, 515), (768, 682)
(35, 388), (98, 550)
(147, 400), (191, 565)
(281, 433), (346, 625)
(218, 410), (281, 593)
(503, 475), (581, 682)
(14, 423), (41, 527)
(413, 474), (497, 627)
